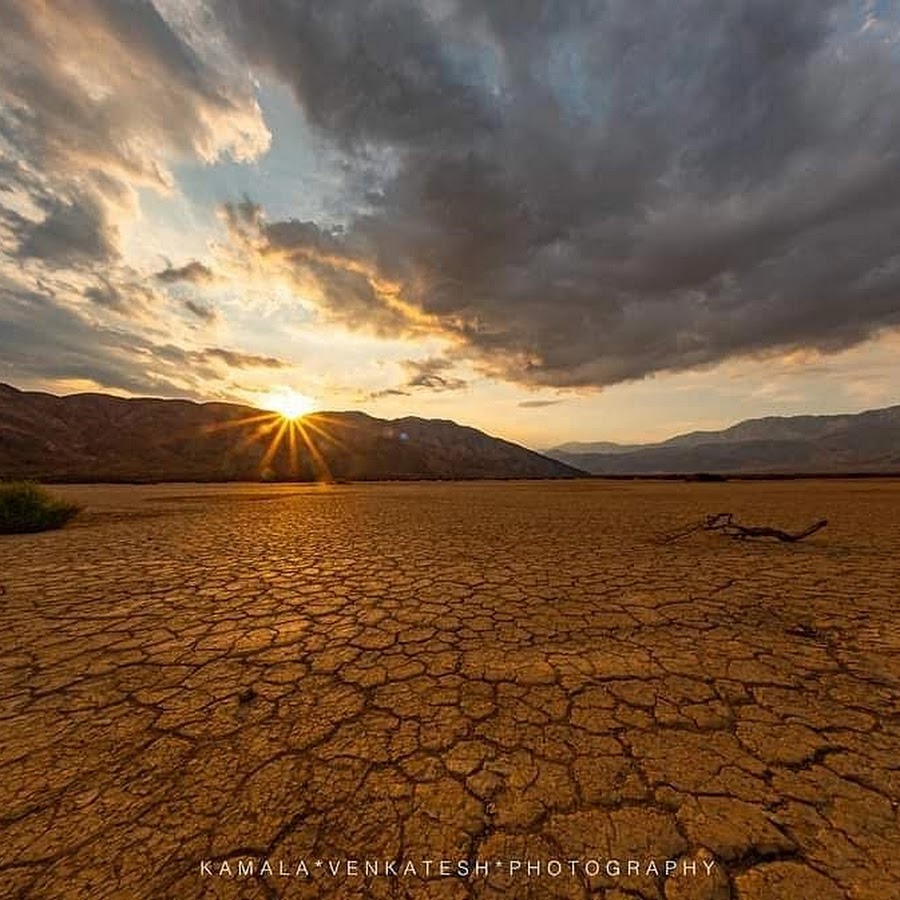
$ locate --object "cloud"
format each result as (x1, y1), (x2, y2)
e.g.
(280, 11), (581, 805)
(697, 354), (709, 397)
(216, 0), (900, 388)
(5, 0), (900, 406)
(220, 198), (414, 335)
(218, 0), (491, 150)
(183, 298), (219, 323)
(366, 356), (467, 400)
(156, 261), (215, 284)
(16, 193), (120, 266)
(0, 0), (269, 184)
(0, 281), (201, 397)
(518, 399), (564, 409)
(84, 278), (157, 318)
(402, 357), (467, 392)
(367, 388), (411, 400)
(0, 0), (269, 267)
(0, 0), (272, 398)
(196, 347), (288, 369)
(0, 268), (283, 396)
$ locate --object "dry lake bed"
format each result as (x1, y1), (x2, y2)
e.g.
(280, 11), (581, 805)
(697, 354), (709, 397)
(1, 480), (898, 899)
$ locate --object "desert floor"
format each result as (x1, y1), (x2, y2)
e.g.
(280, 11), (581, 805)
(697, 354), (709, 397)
(1, 480), (897, 899)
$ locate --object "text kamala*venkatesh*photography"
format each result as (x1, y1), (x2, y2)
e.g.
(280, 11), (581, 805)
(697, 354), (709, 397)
(199, 856), (719, 879)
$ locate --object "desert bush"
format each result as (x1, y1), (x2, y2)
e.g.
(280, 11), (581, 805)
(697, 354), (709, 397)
(0, 482), (82, 534)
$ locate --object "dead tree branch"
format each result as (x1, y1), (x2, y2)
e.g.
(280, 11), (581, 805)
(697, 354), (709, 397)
(702, 512), (828, 542)
(657, 512), (828, 544)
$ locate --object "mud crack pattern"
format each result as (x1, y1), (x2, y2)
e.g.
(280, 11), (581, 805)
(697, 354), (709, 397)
(0, 481), (898, 899)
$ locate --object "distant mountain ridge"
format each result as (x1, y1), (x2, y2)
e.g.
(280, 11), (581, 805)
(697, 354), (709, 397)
(551, 440), (645, 455)
(0, 384), (581, 482)
(547, 405), (900, 475)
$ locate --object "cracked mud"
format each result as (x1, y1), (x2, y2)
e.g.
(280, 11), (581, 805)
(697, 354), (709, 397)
(1, 480), (897, 899)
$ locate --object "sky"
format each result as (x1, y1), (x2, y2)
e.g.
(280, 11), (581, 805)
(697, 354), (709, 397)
(1, 0), (899, 449)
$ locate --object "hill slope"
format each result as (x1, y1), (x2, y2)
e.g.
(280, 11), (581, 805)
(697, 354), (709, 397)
(547, 406), (900, 475)
(0, 384), (582, 482)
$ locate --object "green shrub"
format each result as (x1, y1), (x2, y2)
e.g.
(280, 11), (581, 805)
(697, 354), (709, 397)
(0, 482), (82, 534)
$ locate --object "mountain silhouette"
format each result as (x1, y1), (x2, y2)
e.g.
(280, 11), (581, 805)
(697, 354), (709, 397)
(0, 384), (582, 482)
(547, 406), (900, 475)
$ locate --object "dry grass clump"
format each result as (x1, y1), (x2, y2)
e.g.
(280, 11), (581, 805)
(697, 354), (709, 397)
(0, 482), (82, 534)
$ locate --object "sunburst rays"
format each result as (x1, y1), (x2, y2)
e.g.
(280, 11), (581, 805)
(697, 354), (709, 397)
(200, 407), (339, 482)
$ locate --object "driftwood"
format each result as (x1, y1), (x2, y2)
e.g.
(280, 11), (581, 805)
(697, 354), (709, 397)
(659, 512), (828, 544)
(702, 512), (828, 542)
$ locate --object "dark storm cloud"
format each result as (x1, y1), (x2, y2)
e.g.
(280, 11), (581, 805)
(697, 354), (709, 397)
(217, 0), (491, 149)
(155, 261), (216, 284)
(217, 0), (900, 387)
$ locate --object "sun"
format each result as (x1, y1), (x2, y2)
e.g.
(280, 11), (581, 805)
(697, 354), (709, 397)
(260, 388), (317, 420)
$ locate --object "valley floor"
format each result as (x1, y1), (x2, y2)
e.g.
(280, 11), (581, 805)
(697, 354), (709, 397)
(1, 480), (898, 899)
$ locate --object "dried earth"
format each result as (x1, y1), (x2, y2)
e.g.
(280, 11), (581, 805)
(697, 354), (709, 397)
(1, 480), (897, 899)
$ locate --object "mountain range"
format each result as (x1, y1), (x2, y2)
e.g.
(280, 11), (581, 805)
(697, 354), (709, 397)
(547, 405), (900, 475)
(3, 383), (898, 481)
(0, 384), (579, 482)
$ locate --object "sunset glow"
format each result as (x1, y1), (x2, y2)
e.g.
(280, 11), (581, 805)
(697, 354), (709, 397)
(260, 389), (316, 421)
(1, 0), (899, 448)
